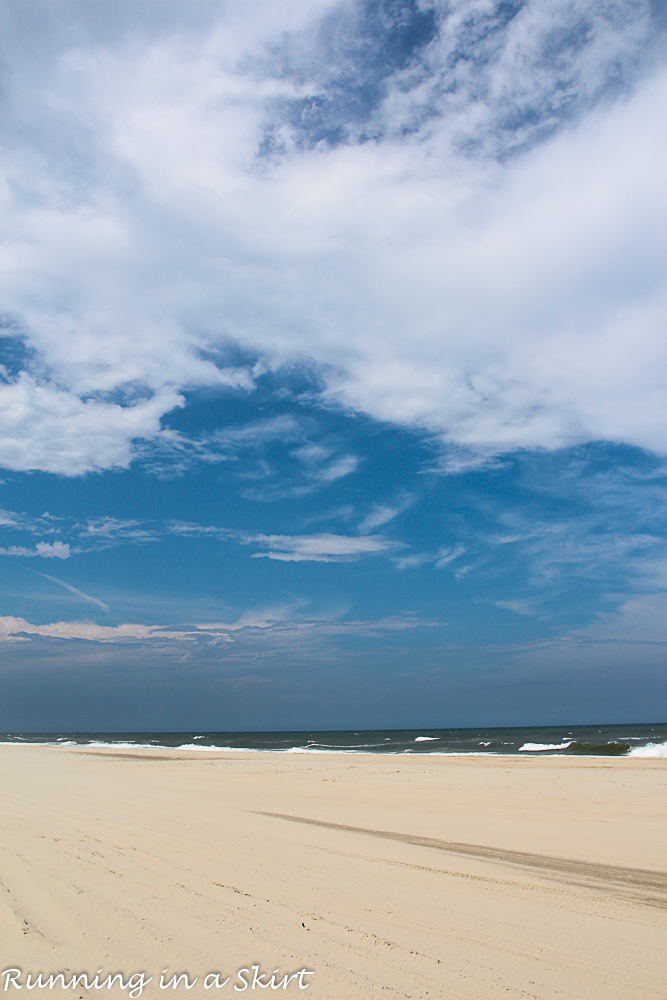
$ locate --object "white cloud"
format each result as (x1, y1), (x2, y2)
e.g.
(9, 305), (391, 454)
(359, 494), (415, 532)
(0, 375), (185, 475)
(393, 552), (433, 571)
(435, 544), (466, 569)
(242, 531), (400, 562)
(78, 516), (160, 544)
(289, 441), (359, 487)
(495, 599), (535, 617)
(392, 541), (466, 571)
(309, 454), (358, 483)
(34, 541), (70, 558)
(0, 541), (70, 558)
(0, 509), (20, 527)
(165, 520), (231, 540)
(577, 588), (667, 645)
(0, 609), (431, 646)
(0, 507), (61, 533)
(140, 416), (358, 490)
(35, 572), (110, 612)
(0, 614), (230, 644)
(0, 2), (665, 473)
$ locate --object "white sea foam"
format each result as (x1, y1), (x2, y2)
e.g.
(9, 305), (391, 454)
(627, 741), (667, 758)
(3, 733), (665, 758)
(68, 741), (152, 750)
(175, 744), (249, 751)
(519, 741), (574, 752)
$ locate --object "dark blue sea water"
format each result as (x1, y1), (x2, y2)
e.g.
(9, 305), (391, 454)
(2, 723), (666, 756)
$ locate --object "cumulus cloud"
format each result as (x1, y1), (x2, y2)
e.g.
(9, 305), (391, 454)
(0, 374), (186, 474)
(36, 541), (70, 558)
(0, 1), (665, 473)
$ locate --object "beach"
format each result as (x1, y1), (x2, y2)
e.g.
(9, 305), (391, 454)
(1, 745), (665, 1000)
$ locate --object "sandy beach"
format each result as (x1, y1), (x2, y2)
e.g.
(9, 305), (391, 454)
(0, 744), (665, 1000)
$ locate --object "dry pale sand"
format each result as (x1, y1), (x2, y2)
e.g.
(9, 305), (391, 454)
(1, 745), (665, 1000)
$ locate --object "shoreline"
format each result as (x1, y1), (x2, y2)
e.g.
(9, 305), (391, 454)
(1, 744), (665, 999)
(7, 746), (666, 758)
(2, 722), (664, 759)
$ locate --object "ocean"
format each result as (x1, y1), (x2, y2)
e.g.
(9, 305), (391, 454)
(2, 723), (666, 756)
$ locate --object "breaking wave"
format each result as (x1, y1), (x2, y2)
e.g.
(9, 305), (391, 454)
(627, 741), (667, 758)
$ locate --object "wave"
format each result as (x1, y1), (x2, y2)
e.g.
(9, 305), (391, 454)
(175, 744), (253, 751)
(519, 741), (573, 751)
(2, 726), (665, 756)
(627, 741), (667, 758)
(566, 741), (631, 755)
(76, 741), (160, 750)
(518, 740), (649, 755)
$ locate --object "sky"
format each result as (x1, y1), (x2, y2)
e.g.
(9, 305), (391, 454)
(1, 0), (666, 731)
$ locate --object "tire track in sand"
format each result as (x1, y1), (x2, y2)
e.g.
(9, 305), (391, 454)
(255, 811), (667, 908)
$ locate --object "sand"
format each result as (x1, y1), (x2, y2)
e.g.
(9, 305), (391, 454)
(0, 745), (665, 1000)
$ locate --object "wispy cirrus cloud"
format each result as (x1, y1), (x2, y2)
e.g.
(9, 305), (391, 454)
(392, 542), (466, 572)
(358, 493), (415, 532)
(0, 615), (227, 644)
(0, 541), (71, 559)
(141, 415), (304, 475)
(239, 436), (359, 499)
(0, 508), (20, 527)
(495, 599), (535, 617)
(435, 544), (466, 569)
(141, 412), (360, 494)
(303, 452), (359, 485)
(241, 531), (401, 562)
(35, 572), (109, 612)
(439, 451), (667, 613)
(2, 514), (398, 565)
(78, 517), (161, 544)
(0, 610), (434, 647)
(0, 507), (61, 534)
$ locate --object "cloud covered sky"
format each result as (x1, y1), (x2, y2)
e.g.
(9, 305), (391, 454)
(1, 0), (666, 730)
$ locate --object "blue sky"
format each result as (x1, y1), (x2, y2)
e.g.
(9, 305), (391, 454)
(1, 0), (666, 730)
